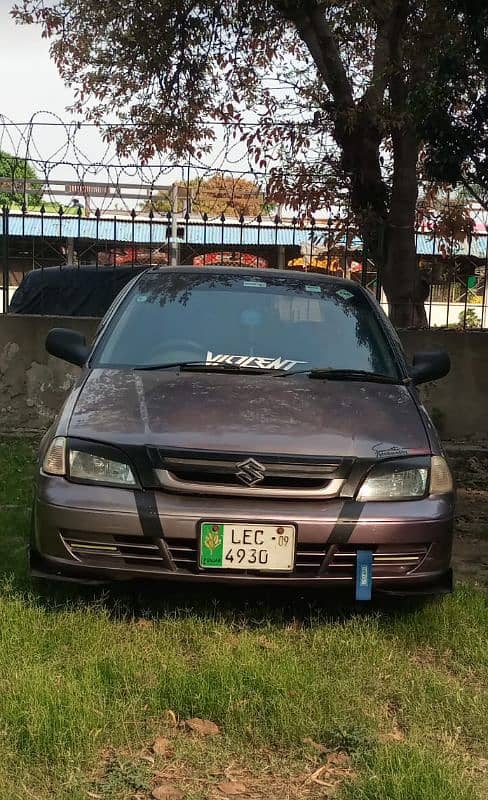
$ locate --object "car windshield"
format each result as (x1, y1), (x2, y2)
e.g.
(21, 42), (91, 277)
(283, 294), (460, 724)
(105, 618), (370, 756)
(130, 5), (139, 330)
(93, 271), (400, 379)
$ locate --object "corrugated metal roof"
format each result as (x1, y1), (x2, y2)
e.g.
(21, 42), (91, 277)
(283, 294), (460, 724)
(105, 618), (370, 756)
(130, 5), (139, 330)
(415, 234), (488, 259)
(4, 214), (487, 257)
(5, 214), (322, 246)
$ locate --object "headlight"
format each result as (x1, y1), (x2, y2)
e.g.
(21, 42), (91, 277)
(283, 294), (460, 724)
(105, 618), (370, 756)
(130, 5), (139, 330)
(357, 456), (453, 501)
(69, 449), (136, 486)
(43, 436), (67, 476)
(357, 460), (429, 501)
(42, 438), (138, 487)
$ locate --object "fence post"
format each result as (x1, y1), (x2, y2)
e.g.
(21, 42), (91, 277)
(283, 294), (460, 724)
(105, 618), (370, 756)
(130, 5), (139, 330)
(482, 235), (488, 329)
(277, 245), (285, 270)
(1, 207), (9, 314)
(170, 182), (179, 266)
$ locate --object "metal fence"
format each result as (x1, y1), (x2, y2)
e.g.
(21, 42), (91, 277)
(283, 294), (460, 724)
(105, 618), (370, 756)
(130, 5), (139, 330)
(2, 205), (488, 328)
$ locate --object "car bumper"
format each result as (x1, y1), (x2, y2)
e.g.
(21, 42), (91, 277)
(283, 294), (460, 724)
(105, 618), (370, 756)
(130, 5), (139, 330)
(32, 476), (455, 594)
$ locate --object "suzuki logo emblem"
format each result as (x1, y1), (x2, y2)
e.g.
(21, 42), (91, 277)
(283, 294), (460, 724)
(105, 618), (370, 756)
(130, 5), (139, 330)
(236, 458), (266, 487)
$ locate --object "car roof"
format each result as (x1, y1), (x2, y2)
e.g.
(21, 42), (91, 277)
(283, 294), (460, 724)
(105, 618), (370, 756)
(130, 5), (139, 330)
(143, 265), (359, 289)
(19, 264), (151, 273)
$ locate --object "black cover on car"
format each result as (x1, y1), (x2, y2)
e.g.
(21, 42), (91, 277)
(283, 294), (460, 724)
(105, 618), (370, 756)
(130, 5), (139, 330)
(9, 265), (148, 317)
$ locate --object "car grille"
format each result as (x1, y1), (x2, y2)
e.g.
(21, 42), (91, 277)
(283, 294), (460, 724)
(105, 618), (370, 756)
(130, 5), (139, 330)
(166, 538), (330, 575)
(147, 447), (347, 499)
(294, 543), (329, 576)
(164, 537), (198, 569)
(63, 533), (166, 569)
(327, 544), (429, 577)
(62, 533), (428, 578)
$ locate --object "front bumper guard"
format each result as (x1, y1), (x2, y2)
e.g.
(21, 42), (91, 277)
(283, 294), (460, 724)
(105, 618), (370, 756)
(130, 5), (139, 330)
(30, 549), (453, 597)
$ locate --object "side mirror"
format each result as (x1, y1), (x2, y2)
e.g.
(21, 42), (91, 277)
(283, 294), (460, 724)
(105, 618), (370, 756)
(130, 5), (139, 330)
(46, 328), (90, 367)
(410, 351), (450, 385)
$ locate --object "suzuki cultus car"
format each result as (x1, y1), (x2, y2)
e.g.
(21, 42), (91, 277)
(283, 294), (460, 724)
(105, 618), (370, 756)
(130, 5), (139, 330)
(32, 267), (454, 600)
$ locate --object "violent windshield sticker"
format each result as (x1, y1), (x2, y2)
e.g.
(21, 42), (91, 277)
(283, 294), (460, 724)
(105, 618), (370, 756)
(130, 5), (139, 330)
(206, 352), (307, 371)
(336, 289), (354, 300)
(372, 443), (409, 459)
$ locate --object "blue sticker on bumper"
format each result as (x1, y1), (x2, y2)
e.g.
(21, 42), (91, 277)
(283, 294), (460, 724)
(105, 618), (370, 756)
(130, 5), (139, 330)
(356, 550), (373, 601)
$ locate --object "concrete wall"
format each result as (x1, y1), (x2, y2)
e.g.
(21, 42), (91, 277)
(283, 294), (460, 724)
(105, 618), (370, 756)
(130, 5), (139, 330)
(0, 316), (98, 433)
(0, 315), (486, 439)
(400, 330), (488, 441)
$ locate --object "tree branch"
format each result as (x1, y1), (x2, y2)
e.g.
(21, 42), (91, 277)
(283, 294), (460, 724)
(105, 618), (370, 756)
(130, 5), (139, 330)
(361, 0), (410, 111)
(460, 178), (488, 212)
(271, 1), (354, 113)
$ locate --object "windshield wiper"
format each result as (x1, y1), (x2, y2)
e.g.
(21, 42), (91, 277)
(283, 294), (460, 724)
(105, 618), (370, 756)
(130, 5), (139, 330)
(133, 362), (396, 382)
(134, 360), (206, 371)
(179, 362), (287, 375)
(134, 361), (286, 375)
(284, 368), (400, 384)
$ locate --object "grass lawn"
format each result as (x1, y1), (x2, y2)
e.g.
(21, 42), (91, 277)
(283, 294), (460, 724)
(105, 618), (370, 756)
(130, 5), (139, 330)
(8, 203), (80, 215)
(0, 439), (486, 800)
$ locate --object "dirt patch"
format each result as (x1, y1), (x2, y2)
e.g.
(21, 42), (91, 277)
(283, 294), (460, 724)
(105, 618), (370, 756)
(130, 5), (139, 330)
(456, 488), (488, 540)
(92, 726), (354, 800)
(449, 453), (488, 586)
(452, 534), (488, 586)
(447, 453), (488, 492)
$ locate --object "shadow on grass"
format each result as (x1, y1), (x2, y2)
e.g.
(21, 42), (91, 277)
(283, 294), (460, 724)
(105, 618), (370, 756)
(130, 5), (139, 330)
(36, 580), (378, 624)
(4, 543), (433, 630)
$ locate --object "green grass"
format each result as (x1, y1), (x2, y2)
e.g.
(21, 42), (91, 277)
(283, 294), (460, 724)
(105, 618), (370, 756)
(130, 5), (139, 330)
(8, 203), (80, 215)
(342, 745), (480, 800)
(0, 439), (486, 799)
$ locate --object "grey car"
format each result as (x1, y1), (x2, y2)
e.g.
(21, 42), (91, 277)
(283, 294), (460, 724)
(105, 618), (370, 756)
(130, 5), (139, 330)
(31, 267), (454, 599)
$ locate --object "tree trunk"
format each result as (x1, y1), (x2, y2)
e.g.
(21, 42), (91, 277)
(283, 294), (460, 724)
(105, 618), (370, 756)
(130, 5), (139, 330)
(383, 222), (428, 328)
(340, 116), (389, 271)
(274, 0), (426, 328)
(382, 128), (427, 328)
(341, 121), (426, 329)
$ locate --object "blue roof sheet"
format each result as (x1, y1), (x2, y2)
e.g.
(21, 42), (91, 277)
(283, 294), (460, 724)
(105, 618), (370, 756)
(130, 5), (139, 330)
(4, 214), (488, 257)
(6, 214), (312, 246)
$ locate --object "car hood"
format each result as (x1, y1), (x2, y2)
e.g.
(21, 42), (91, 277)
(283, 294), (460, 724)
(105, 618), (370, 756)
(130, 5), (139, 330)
(67, 368), (430, 459)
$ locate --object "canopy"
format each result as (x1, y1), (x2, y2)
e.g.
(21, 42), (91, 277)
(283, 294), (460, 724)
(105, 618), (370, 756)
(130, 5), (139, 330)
(10, 265), (148, 317)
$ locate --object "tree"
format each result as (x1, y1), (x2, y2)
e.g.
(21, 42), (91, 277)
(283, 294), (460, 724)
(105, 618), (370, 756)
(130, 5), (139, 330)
(417, 0), (488, 209)
(12, 1), (487, 326)
(146, 175), (267, 217)
(0, 150), (43, 207)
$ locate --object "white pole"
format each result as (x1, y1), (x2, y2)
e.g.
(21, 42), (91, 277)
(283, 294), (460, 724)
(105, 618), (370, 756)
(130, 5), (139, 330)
(171, 182), (179, 266)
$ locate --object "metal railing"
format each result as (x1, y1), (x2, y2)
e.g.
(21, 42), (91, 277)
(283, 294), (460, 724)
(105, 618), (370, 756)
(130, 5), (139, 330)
(1, 205), (488, 328)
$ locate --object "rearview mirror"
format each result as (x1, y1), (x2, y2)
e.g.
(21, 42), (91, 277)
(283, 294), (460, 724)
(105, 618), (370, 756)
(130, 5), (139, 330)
(46, 328), (90, 367)
(410, 351), (450, 385)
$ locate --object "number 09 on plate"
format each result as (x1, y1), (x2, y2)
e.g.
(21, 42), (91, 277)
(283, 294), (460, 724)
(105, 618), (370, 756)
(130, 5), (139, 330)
(199, 523), (295, 571)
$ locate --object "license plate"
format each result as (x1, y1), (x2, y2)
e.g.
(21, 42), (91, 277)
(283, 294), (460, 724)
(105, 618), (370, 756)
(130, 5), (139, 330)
(199, 523), (295, 571)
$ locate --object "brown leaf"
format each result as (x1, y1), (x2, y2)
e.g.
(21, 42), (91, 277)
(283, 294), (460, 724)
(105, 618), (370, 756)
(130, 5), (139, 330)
(152, 784), (184, 800)
(217, 781), (248, 796)
(303, 737), (328, 754)
(152, 736), (173, 757)
(185, 717), (220, 736)
(256, 635), (276, 650)
(378, 727), (405, 744)
(136, 618), (153, 629)
(305, 765), (329, 785)
(164, 709), (178, 727)
(327, 752), (351, 768)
